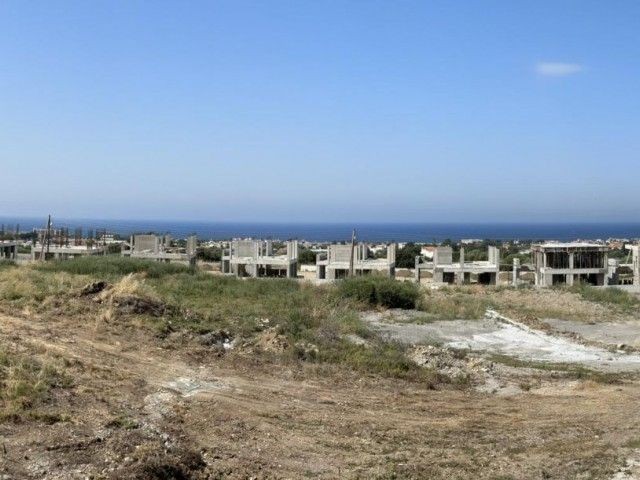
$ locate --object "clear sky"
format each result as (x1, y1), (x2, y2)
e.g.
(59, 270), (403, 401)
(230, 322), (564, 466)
(1, 1), (639, 223)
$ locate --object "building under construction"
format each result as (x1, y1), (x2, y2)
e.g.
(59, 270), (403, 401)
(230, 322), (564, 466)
(221, 239), (299, 278)
(532, 243), (609, 287)
(625, 245), (640, 287)
(414, 246), (501, 285)
(30, 226), (107, 261)
(315, 243), (396, 280)
(122, 234), (197, 264)
(0, 241), (17, 260)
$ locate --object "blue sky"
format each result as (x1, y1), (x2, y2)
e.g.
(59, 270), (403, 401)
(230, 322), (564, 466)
(1, 1), (639, 222)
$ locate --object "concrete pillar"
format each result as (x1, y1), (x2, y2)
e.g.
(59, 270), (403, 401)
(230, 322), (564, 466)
(388, 243), (396, 263)
(457, 248), (465, 285)
(433, 270), (443, 283)
(415, 256), (420, 283)
(512, 258), (520, 287)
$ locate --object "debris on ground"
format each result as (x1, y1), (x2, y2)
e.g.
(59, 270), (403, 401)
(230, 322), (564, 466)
(197, 330), (235, 351)
(294, 341), (319, 360)
(344, 334), (371, 347)
(80, 281), (109, 296)
(408, 345), (490, 383)
(255, 327), (289, 353)
(163, 377), (228, 397)
(110, 446), (206, 480)
(114, 296), (174, 317)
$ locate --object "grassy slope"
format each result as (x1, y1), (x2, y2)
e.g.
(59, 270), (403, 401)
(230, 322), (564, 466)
(0, 258), (438, 385)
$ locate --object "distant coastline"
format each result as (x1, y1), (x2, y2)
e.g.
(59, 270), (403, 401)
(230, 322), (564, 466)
(1, 217), (639, 242)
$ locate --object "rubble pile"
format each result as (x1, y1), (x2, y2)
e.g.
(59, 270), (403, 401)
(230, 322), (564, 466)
(408, 345), (492, 383)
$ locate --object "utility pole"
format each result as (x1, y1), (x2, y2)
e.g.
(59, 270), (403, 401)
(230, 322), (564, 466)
(40, 215), (51, 261)
(348, 228), (356, 277)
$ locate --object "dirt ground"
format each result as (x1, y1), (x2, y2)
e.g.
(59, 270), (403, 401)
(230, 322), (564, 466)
(2, 296), (640, 480)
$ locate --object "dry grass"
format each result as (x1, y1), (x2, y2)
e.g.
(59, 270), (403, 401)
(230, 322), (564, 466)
(416, 284), (640, 322)
(97, 273), (157, 302)
(419, 287), (491, 319)
(0, 267), (88, 307)
(0, 344), (70, 422)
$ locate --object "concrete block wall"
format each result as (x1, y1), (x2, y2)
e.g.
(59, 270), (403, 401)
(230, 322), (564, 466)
(433, 247), (453, 265)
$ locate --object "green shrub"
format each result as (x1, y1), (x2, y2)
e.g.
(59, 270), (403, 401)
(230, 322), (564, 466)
(317, 339), (438, 384)
(337, 277), (419, 309)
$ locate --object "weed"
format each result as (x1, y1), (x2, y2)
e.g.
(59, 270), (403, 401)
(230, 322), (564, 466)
(337, 277), (420, 309)
(569, 284), (640, 311)
(419, 287), (490, 319)
(37, 256), (192, 279)
(106, 413), (140, 430)
(488, 354), (625, 384)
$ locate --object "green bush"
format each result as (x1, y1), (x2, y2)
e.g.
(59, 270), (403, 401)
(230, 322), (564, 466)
(196, 246), (222, 262)
(338, 277), (419, 309)
(317, 339), (438, 384)
(298, 247), (317, 265)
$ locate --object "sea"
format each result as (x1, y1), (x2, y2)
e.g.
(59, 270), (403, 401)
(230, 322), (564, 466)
(1, 217), (640, 242)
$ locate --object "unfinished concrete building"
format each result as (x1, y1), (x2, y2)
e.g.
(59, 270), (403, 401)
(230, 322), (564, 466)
(316, 243), (396, 280)
(625, 245), (640, 286)
(221, 239), (298, 278)
(532, 243), (608, 287)
(31, 244), (105, 261)
(0, 241), (17, 260)
(414, 246), (501, 285)
(122, 234), (197, 263)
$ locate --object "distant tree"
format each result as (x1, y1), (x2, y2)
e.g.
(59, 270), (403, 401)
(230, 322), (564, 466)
(463, 248), (488, 262)
(298, 247), (317, 265)
(374, 248), (388, 259)
(395, 243), (422, 269)
(197, 246), (222, 262)
(106, 243), (122, 255)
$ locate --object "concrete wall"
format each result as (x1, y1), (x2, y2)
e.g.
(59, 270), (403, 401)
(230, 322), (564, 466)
(234, 240), (258, 258)
(433, 247), (453, 265)
(627, 245), (640, 286)
(329, 245), (352, 263)
(133, 235), (159, 254)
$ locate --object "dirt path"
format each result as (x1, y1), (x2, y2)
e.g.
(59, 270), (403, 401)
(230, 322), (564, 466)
(2, 309), (640, 478)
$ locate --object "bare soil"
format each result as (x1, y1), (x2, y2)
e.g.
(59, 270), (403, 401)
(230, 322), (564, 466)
(2, 297), (640, 480)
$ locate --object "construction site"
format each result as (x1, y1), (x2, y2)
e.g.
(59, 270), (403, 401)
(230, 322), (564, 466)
(122, 234), (197, 265)
(4, 217), (640, 293)
(221, 239), (299, 278)
(2, 253), (640, 479)
(315, 242), (396, 279)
